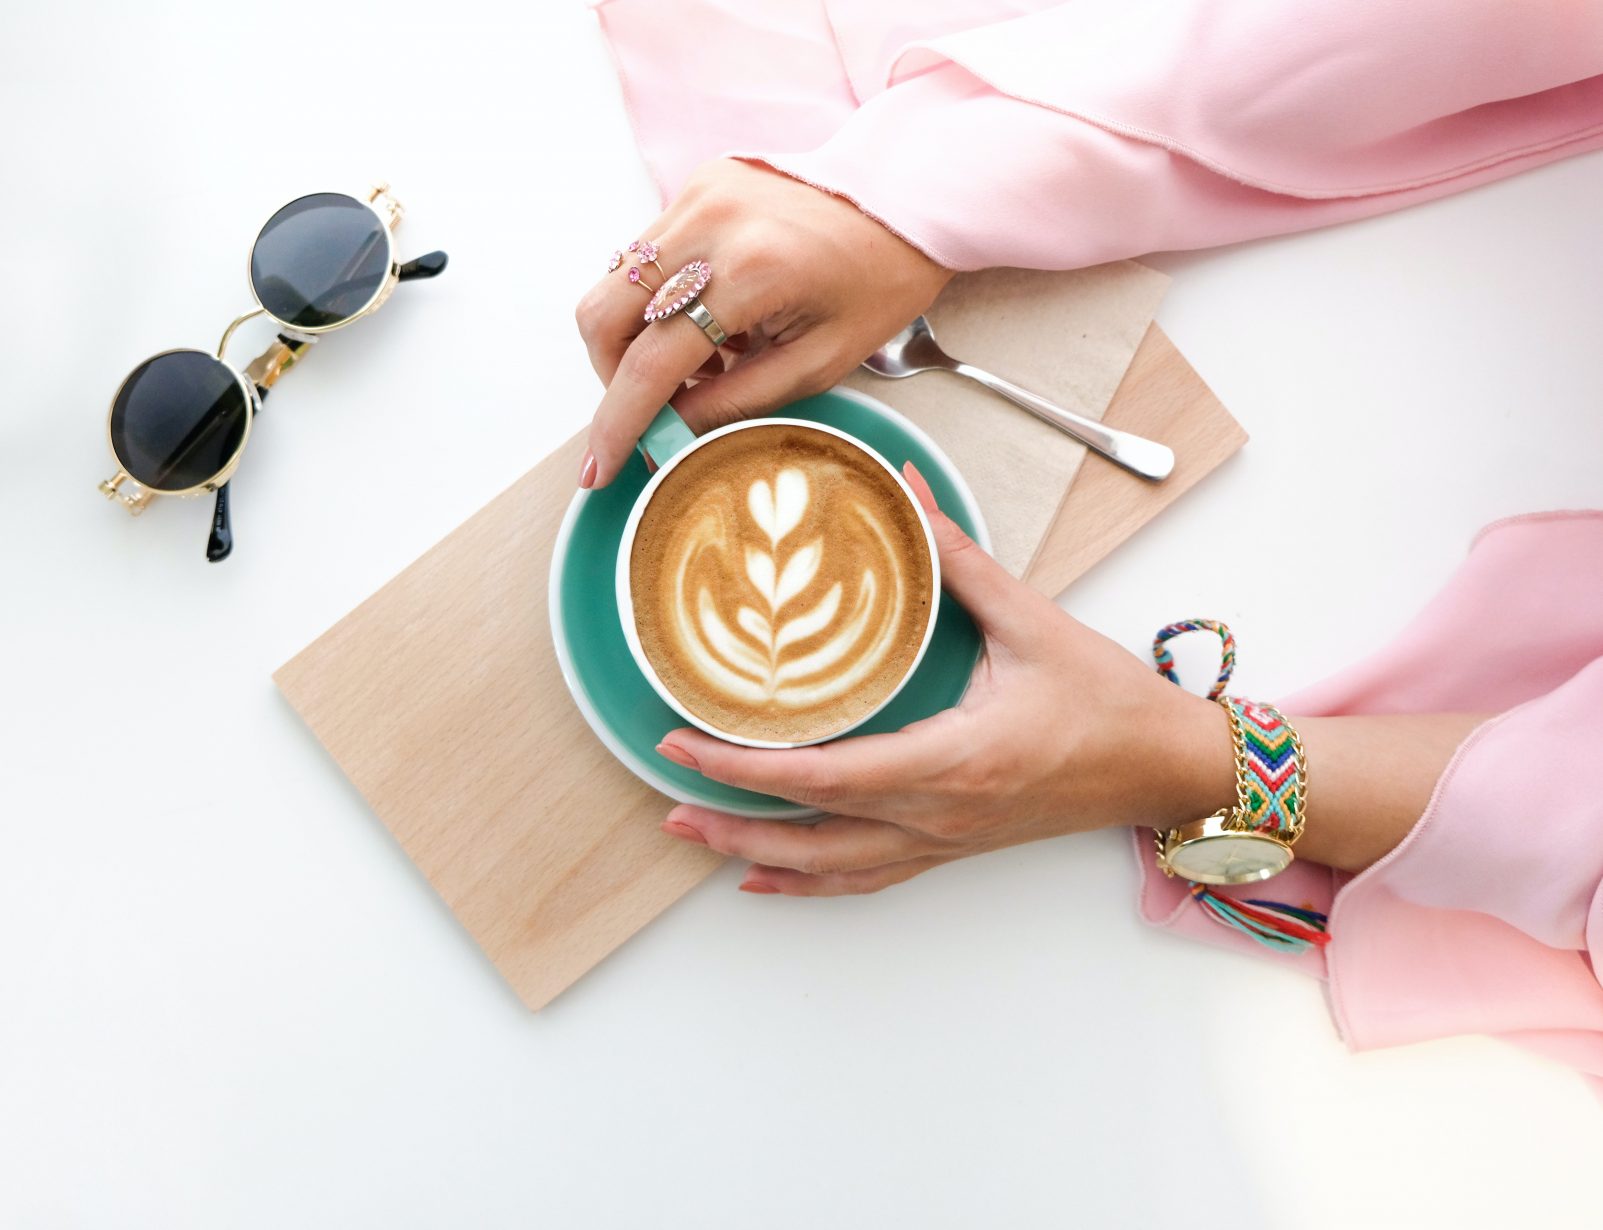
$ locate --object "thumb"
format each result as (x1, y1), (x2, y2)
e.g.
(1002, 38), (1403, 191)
(669, 335), (841, 435)
(902, 461), (1052, 648)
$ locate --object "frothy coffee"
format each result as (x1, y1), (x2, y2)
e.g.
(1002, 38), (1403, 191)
(629, 423), (936, 744)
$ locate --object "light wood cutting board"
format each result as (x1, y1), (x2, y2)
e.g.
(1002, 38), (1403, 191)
(274, 322), (1245, 1011)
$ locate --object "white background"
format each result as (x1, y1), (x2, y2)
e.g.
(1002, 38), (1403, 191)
(3, 3), (1600, 1227)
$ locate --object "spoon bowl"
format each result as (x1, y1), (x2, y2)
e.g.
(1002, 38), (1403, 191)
(862, 315), (1174, 481)
(861, 318), (950, 378)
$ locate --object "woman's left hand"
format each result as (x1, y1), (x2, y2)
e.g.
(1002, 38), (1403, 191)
(655, 465), (1236, 896)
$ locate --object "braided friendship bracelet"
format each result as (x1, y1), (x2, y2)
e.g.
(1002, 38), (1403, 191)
(1152, 618), (1235, 700)
(1226, 697), (1307, 842)
(1150, 619), (1327, 953)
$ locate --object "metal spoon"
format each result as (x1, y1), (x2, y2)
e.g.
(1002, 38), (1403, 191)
(861, 316), (1174, 481)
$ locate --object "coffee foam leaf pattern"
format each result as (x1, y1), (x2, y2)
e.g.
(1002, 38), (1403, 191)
(664, 464), (913, 712)
(748, 470), (807, 545)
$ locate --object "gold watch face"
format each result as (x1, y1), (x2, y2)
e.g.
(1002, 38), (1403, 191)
(1167, 832), (1293, 885)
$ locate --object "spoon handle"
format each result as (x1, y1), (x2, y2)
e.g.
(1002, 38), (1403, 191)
(950, 362), (1175, 481)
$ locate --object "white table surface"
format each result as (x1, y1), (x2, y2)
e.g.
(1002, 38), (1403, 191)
(4, 4), (1600, 1226)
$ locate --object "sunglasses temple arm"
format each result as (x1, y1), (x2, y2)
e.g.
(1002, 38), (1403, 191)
(207, 333), (314, 562)
(207, 386), (270, 562)
(207, 481), (234, 562)
(397, 250), (448, 282)
(208, 385), (271, 562)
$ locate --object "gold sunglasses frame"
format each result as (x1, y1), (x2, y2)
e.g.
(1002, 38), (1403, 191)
(99, 184), (408, 514)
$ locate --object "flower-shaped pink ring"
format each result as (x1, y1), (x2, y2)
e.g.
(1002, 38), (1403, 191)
(610, 238), (664, 276)
(642, 260), (713, 324)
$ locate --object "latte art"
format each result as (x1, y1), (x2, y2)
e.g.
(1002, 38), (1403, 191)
(678, 465), (906, 706)
(629, 424), (936, 744)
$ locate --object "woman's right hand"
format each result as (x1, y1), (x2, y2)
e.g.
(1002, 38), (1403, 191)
(573, 158), (953, 488)
(651, 464), (1240, 895)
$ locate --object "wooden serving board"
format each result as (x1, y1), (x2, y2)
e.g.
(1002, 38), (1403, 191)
(275, 321), (1244, 1011)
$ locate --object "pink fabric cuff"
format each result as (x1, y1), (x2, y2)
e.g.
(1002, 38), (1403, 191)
(743, 60), (1603, 271)
(594, 0), (1603, 272)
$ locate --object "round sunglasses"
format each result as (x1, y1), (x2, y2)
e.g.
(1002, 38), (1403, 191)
(99, 185), (447, 561)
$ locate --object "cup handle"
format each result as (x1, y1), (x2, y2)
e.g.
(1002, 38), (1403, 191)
(637, 404), (697, 468)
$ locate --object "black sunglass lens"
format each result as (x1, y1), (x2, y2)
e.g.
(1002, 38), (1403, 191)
(109, 351), (250, 491)
(250, 192), (390, 329)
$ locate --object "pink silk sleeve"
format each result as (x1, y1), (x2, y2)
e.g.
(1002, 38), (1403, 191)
(1135, 513), (1603, 1097)
(593, 0), (1603, 270)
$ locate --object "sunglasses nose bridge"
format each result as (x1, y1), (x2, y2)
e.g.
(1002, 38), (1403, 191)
(217, 307), (267, 362)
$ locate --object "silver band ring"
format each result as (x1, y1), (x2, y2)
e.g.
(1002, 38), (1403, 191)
(684, 300), (727, 346)
(642, 259), (726, 346)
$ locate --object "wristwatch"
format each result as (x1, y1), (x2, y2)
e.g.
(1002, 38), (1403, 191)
(1157, 814), (1294, 885)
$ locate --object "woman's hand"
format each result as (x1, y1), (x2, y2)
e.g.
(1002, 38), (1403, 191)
(574, 159), (952, 488)
(654, 465), (1238, 896)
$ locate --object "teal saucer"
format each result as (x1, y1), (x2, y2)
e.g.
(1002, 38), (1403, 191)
(549, 388), (987, 819)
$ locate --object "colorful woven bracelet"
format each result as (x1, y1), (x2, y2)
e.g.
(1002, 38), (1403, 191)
(1152, 619), (1326, 953)
(1221, 696), (1307, 843)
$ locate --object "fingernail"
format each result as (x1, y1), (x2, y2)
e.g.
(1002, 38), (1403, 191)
(662, 819), (707, 845)
(578, 450), (597, 489)
(740, 882), (779, 895)
(656, 741), (700, 771)
(902, 461), (936, 510)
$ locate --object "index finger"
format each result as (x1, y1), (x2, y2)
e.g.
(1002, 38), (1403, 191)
(664, 807), (938, 875)
(584, 305), (726, 488)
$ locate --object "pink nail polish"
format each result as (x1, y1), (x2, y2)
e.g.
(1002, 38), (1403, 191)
(740, 882), (779, 895)
(578, 450), (597, 489)
(662, 820), (707, 845)
(656, 741), (700, 771)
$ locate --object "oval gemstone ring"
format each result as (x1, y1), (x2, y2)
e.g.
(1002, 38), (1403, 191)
(643, 258), (727, 347)
(642, 260), (711, 322)
(643, 260), (726, 346)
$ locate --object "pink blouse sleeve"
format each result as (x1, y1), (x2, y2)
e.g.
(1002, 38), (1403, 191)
(747, 2), (1603, 270)
(594, 0), (1603, 271)
(1135, 514), (1603, 1097)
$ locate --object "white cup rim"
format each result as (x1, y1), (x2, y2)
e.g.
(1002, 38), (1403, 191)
(615, 415), (943, 750)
